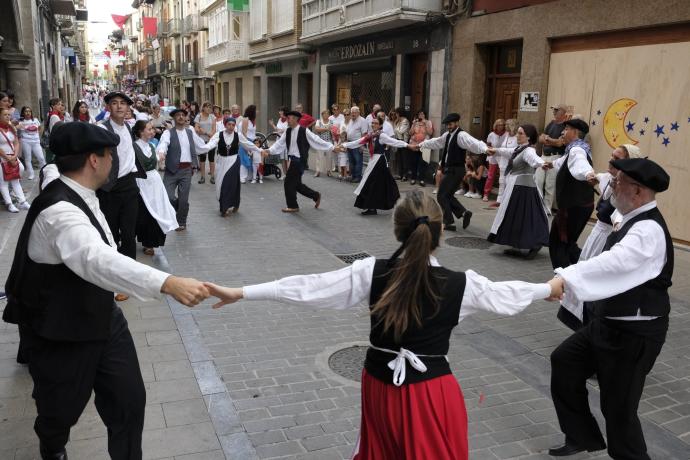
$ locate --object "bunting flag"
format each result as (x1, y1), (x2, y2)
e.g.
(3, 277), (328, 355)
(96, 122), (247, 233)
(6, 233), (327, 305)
(111, 14), (128, 29)
(93, 70), (98, 77)
(228, 0), (249, 12)
(142, 16), (157, 37)
(118, 49), (126, 57)
(104, 50), (111, 58)
(104, 63), (109, 71)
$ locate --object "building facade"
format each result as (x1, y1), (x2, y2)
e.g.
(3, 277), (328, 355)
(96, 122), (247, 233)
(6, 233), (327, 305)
(450, 0), (690, 241)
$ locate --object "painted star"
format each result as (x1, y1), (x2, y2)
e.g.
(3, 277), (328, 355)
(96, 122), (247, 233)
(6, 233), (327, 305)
(596, 110), (602, 116)
(687, 117), (690, 123)
(639, 129), (645, 136)
(644, 116), (650, 123)
(662, 137), (670, 147)
(671, 122), (679, 131)
(626, 121), (635, 132)
(591, 120), (596, 126)
(654, 124), (665, 137)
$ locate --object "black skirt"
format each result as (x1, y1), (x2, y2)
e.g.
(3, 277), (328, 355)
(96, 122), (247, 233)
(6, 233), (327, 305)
(354, 157), (400, 210)
(219, 158), (241, 213)
(136, 195), (166, 248)
(488, 185), (549, 249)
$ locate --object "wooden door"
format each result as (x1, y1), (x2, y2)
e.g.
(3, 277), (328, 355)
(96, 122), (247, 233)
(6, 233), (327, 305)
(492, 77), (520, 121)
(410, 53), (428, 115)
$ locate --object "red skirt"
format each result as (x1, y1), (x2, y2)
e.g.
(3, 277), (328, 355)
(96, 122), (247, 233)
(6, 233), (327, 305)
(352, 369), (468, 460)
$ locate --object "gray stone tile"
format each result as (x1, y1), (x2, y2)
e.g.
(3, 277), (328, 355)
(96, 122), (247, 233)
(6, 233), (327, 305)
(162, 398), (211, 427)
(147, 330), (183, 346)
(153, 360), (196, 381)
(142, 422), (221, 459)
(145, 378), (201, 404)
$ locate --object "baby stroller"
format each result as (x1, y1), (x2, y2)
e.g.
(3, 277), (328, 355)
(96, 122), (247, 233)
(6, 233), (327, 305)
(255, 131), (283, 180)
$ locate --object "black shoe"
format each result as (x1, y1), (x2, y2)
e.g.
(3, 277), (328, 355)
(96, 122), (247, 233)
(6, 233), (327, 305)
(361, 209), (378, 215)
(40, 443), (68, 460)
(548, 442), (605, 457)
(0, 291), (6, 301)
(524, 247), (541, 260)
(419, 181), (425, 187)
(462, 211), (472, 229)
(410, 180), (416, 185)
(444, 224), (457, 231)
(198, 176), (205, 184)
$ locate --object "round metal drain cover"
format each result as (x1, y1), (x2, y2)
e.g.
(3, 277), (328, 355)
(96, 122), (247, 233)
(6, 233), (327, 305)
(445, 236), (493, 250)
(328, 345), (367, 382)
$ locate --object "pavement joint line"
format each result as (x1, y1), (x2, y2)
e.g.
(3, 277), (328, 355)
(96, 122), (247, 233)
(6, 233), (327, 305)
(152, 246), (259, 460)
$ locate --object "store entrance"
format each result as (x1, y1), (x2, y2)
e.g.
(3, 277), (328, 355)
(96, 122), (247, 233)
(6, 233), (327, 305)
(484, 41), (522, 135)
(331, 70), (395, 114)
(409, 53), (428, 116)
(267, 76), (292, 124)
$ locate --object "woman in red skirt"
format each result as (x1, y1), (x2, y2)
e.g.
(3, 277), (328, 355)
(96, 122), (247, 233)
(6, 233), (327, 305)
(205, 191), (563, 459)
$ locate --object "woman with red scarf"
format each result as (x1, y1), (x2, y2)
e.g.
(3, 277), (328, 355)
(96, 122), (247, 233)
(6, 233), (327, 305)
(338, 115), (410, 215)
(17, 106), (46, 180)
(72, 100), (94, 124)
(0, 107), (30, 212)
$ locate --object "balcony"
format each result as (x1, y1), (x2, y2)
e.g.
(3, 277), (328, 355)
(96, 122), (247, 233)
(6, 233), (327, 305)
(159, 59), (168, 74)
(147, 63), (158, 76)
(183, 14), (207, 36)
(56, 14), (76, 36)
(181, 61), (198, 77)
(158, 19), (169, 37)
(138, 69), (145, 80)
(168, 18), (181, 36)
(205, 40), (250, 71)
(200, 0), (223, 14)
(167, 60), (180, 74)
(198, 58), (214, 78)
(301, 0), (443, 43)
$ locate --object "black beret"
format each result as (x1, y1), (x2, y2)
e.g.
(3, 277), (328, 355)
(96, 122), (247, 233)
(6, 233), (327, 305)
(564, 118), (589, 134)
(103, 91), (133, 105)
(169, 108), (188, 117)
(285, 110), (302, 119)
(49, 122), (120, 157)
(442, 113), (460, 124)
(610, 158), (670, 193)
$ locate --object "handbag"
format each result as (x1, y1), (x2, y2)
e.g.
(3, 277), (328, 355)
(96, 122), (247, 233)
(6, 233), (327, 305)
(2, 159), (21, 181)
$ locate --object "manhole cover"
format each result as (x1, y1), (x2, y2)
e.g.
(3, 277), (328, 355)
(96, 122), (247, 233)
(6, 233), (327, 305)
(335, 252), (372, 264)
(445, 236), (493, 250)
(328, 345), (368, 382)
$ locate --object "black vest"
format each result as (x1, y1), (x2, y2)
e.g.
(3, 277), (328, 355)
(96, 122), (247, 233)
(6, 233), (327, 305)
(373, 136), (386, 156)
(365, 259), (466, 384)
(591, 207), (673, 318)
(100, 120), (146, 192)
(217, 131), (240, 157)
(3, 179), (115, 341)
(441, 129), (466, 168)
(595, 183), (615, 225)
(284, 126), (310, 158)
(555, 149), (594, 209)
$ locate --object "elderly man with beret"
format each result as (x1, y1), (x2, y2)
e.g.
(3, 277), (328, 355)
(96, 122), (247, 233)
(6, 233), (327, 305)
(411, 113), (488, 231)
(547, 158), (673, 459)
(545, 118), (597, 270)
(3, 122), (211, 460)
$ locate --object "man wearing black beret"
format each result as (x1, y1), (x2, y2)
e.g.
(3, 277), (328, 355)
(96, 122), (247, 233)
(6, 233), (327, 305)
(2, 122), (212, 460)
(544, 118), (596, 270)
(546, 158), (673, 459)
(410, 113), (488, 231)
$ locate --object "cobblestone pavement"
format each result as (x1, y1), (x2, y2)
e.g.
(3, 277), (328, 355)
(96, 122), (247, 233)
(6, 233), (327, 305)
(1, 167), (689, 459)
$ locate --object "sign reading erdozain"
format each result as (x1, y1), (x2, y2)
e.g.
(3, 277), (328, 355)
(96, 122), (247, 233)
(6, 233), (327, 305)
(324, 36), (431, 63)
(328, 42), (376, 61)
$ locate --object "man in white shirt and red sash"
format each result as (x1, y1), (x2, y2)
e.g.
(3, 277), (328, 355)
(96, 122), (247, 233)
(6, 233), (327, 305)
(547, 158), (672, 459)
(3, 122), (211, 460)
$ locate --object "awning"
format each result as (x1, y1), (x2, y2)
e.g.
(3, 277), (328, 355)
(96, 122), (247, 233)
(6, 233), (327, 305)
(50, 0), (77, 16)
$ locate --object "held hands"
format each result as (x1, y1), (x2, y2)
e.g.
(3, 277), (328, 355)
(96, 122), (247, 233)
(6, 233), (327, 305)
(486, 147), (497, 156)
(585, 171), (599, 186)
(161, 275), (211, 307)
(545, 276), (565, 301)
(261, 149), (270, 158)
(542, 161), (554, 170)
(203, 283), (244, 309)
(408, 143), (419, 151)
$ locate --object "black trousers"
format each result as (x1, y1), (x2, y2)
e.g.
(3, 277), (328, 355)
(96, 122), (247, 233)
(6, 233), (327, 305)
(550, 317), (667, 459)
(26, 306), (146, 459)
(548, 204), (594, 269)
(97, 173), (139, 260)
(437, 167), (467, 225)
(284, 157), (318, 209)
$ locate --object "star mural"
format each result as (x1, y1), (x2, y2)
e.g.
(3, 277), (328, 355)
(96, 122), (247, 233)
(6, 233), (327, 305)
(644, 116), (650, 123)
(671, 122), (680, 131)
(626, 121), (635, 132)
(662, 137), (670, 147)
(654, 124), (665, 137)
(639, 129), (645, 136)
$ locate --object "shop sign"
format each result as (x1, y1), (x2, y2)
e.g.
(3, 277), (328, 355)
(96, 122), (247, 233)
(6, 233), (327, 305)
(519, 92), (539, 112)
(266, 62), (283, 74)
(324, 36), (431, 63)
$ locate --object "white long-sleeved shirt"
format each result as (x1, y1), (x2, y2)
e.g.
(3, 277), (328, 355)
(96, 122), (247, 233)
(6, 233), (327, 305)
(346, 117), (370, 146)
(202, 129), (261, 154)
(552, 145), (594, 181)
(555, 201), (666, 320)
(340, 132), (409, 151)
(28, 175), (170, 300)
(243, 255), (551, 320)
(267, 125), (334, 159)
(492, 145), (545, 171)
(157, 127), (211, 162)
(98, 120), (137, 178)
(418, 129), (488, 161)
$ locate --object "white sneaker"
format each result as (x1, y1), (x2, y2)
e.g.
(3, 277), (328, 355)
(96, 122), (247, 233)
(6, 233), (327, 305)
(250, 179), (256, 184)
(464, 191), (473, 197)
(455, 189), (467, 196)
(432, 189), (438, 194)
(27, 175), (35, 181)
(6, 203), (19, 213)
(259, 178), (263, 184)
(471, 192), (482, 199)
(240, 180), (246, 184)
(18, 201), (30, 210)
(279, 176), (285, 181)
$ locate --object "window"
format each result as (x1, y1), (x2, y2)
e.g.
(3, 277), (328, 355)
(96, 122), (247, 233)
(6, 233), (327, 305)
(250, 0), (268, 40)
(232, 14), (241, 40)
(271, 0), (294, 34)
(208, 7), (228, 47)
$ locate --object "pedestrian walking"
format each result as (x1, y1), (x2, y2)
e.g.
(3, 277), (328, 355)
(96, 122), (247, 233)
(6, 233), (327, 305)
(2, 121), (211, 460)
(1, 108), (30, 212)
(203, 190), (563, 460)
(263, 111), (331, 213)
(156, 108), (212, 231)
(483, 118), (507, 201)
(345, 107), (369, 182)
(194, 102), (217, 184)
(72, 100), (95, 123)
(17, 106), (46, 180)
(547, 158), (672, 459)
(313, 110), (334, 177)
(412, 113), (488, 231)
(132, 121), (178, 256)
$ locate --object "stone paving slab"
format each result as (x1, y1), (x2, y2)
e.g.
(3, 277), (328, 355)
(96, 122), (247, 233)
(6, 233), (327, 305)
(1, 171), (689, 459)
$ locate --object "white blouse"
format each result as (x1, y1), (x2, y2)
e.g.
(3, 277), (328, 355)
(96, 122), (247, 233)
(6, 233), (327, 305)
(340, 132), (409, 150)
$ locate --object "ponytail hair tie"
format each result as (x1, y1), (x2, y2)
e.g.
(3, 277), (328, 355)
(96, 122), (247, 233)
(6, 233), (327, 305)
(412, 216), (429, 229)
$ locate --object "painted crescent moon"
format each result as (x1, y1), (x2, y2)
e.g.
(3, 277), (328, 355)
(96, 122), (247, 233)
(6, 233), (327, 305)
(603, 98), (638, 148)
